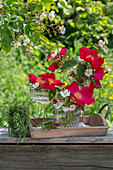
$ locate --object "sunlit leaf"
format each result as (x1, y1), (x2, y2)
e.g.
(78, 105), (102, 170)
(40, 34), (49, 42)
(61, 60), (79, 70)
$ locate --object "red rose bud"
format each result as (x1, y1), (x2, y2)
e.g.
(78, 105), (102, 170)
(48, 62), (59, 72)
(60, 48), (66, 56)
(52, 98), (57, 104)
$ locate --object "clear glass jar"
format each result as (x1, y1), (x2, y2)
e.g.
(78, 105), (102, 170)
(64, 110), (80, 128)
(30, 88), (49, 105)
(56, 109), (80, 128)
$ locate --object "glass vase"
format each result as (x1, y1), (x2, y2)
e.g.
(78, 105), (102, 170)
(30, 88), (49, 122)
(64, 110), (80, 127)
(30, 88), (49, 105)
(56, 109), (80, 128)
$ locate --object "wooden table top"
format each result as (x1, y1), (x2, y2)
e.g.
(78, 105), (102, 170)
(0, 128), (113, 143)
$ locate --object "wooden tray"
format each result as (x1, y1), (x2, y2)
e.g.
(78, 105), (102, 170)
(29, 113), (108, 139)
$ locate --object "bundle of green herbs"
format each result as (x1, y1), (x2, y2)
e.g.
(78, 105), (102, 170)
(2, 97), (35, 141)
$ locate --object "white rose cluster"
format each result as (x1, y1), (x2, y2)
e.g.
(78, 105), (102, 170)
(14, 38), (30, 48)
(40, 10), (66, 35)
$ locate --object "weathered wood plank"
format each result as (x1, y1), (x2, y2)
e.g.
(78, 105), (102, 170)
(0, 128), (113, 143)
(0, 145), (113, 170)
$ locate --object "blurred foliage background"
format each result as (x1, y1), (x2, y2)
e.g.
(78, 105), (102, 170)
(0, 0), (113, 134)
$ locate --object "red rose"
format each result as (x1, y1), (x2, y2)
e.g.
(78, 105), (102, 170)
(48, 62), (59, 72)
(94, 68), (105, 80)
(28, 74), (38, 84)
(39, 73), (65, 90)
(65, 81), (95, 106)
(80, 46), (104, 70)
(60, 48), (66, 56)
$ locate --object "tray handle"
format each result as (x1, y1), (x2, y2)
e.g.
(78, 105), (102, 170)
(98, 103), (110, 119)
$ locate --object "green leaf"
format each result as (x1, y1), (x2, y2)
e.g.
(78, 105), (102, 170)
(40, 34), (49, 42)
(32, 31), (40, 42)
(2, 44), (11, 52)
(26, 83), (33, 87)
(41, 0), (54, 5)
(60, 0), (67, 7)
(77, 64), (85, 82)
(61, 60), (79, 70)
(19, 22), (23, 30)
(40, 24), (46, 32)
(67, 32), (76, 40)
(11, 3), (19, 10)
(29, 3), (36, 11)
(92, 79), (96, 86)
(9, 22), (19, 31)
(37, 3), (43, 11)
(92, 79), (99, 88)
(57, 44), (65, 47)
(19, 16), (24, 21)
(25, 25), (31, 35)
(49, 90), (56, 101)
(63, 8), (71, 15)
(3, 27), (11, 36)
(9, 18), (20, 23)
(1, 34), (11, 52)
(69, 22), (75, 28)
(6, 0), (18, 5)
(20, 7), (28, 14)
(76, 6), (85, 11)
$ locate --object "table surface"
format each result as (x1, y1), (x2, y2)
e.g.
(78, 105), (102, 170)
(0, 128), (113, 143)
(1, 128), (113, 170)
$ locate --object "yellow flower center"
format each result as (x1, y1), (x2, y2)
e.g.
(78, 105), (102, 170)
(16, 43), (19, 47)
(64, 92), (67, 95)
(50, 15), (53, 19)
(100, 42), (103, 45)
(61, 28), (64, 32)
(25, 40), (28, 44)
(70, 105), (75, 109)
(37, 78), (44, 84)
(86, 55), (94, 61)
(34, 84), (38, 87)
(75, 91), (82, 99)
(48, 78), (55, 84)
(67, 71), (71, 75)
(87, 70), (91, 75)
